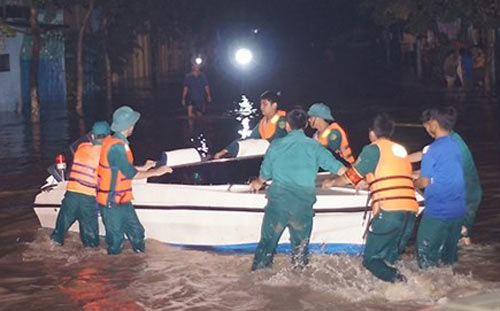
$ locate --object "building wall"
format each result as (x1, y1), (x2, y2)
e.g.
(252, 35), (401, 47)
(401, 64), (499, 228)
(0, 33), (23, 112)
(116, 34), (188, 85)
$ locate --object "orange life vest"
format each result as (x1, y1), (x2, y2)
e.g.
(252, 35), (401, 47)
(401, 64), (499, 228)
(67, 142), (102, 196)
(96, 136), (134, 206)
(317, 122), (355, 164)
(365, 139), (418, 215)
(258, 110), (286, 140)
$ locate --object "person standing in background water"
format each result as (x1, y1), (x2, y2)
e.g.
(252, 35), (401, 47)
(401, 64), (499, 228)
(181, 63), (212, 118)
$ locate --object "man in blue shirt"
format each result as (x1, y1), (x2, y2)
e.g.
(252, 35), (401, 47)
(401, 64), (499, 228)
(249, 109), (345, 270)
(181, 63), (212, 118)
(414, 106), (466, 268)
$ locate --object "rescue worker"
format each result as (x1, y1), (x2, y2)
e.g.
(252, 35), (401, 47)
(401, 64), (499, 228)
(181, 63), (212, 118)
(307, 102), (356, 165)
(322, 113), (418, 282)
(414, 107), (466, 268)
(250, 109), (345, 270)
(51, 121), (111, 247)
(409, 131), (481, 246)
(97, 106), (173, 255)
(213, 91), (287, 159)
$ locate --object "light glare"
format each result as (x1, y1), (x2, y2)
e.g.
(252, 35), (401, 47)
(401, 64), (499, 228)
(235, 48), (253, 65)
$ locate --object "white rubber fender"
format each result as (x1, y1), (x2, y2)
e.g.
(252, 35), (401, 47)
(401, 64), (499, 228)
(237, 139), (270, 158)
(163, 148), (202, 166)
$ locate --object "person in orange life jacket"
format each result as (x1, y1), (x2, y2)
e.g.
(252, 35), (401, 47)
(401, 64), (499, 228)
(322, 113), (418, 283)
(50, 121), (111, 247)
(307, 102), (356, 165)
(413, 107), (466, 269)
(97, 106), (173, 255)
(213, 91), (287, 159)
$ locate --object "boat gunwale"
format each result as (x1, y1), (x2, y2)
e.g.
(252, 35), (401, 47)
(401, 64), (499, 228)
(33, 204), (370, 213)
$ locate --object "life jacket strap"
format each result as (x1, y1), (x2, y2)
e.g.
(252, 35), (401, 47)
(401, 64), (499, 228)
(70, 169), (95, 179)
(368, 175), (413, 187)
(68, 178), (97, 189)
(72, 162), (96, 172)
(369, 185), (416, 198)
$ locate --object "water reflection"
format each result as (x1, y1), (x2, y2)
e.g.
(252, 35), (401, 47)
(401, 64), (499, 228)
(234, 95), (258, 139)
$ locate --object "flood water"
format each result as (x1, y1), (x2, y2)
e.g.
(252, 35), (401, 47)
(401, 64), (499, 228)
(1, 54), (500, 310)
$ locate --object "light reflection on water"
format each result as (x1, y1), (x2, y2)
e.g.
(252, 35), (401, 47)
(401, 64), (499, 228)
(233, 95), (258, 139)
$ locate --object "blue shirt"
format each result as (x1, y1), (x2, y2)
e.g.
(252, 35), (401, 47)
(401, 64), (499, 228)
(183, 72), (208, 102)
(260, 130), (344, 206)
(421, 135), (466, 220)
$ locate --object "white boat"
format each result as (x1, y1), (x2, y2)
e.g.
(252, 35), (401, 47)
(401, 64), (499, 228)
(33, 141), (423, 255)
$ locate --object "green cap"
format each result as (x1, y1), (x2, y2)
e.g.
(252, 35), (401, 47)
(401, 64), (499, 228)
(111, 106), (141, 132)
(307, 103), (334, 121)
(92, 121), (110, 137)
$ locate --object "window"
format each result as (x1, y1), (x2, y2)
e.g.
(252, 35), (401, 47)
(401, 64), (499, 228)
(0, 54), (10, 72)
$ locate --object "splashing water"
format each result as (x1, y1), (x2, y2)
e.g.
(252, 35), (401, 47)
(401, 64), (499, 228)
(7, 229), (499, 311)
(190, 133), (209, 158)
(232, 95), (258, 139)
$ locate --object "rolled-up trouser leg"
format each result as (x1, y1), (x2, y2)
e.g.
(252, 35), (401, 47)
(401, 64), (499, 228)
(252, 205), (287, 271)
(100, 205), (125, 255)
(441, 217), (464, 266)
(51, 192), (79, 245)
(77, 195), (99, 248)
(288, 210), (313, 268)
(362, 211), (406, 282)
(122, 203), (145, 253)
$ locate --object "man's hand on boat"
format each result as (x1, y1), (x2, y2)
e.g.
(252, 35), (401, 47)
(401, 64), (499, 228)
(134, 164), (173, 179)
(321, 174), (350, 189)
(213, 149), (229, 159)
(136, 160), (157, 171)
(249, 177), (266, 193)
(155, 165), (174, 176)
(354, 180), (369, 193)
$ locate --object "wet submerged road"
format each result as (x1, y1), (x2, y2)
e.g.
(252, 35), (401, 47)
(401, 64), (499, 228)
(1, 77), (500, 310)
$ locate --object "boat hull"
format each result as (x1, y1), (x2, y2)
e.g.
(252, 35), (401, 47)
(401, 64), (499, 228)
(34, 181), (375, 254)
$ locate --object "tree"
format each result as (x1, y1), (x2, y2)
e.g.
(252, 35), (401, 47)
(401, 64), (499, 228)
(29, 3), (41, 123)
(75, 0), (95, 117)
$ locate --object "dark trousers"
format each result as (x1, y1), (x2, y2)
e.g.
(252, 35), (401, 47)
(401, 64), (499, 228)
(363, 210), (416, 282)
(51, 191), (99, 247)
(252, 200), (313, 270)
(417, 213), (464, 269)
(100, 203), (145, 255)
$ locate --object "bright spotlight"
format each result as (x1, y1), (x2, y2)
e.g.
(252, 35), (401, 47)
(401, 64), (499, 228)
(235, 48), (253, 66)
(194, 57), (203, 65)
